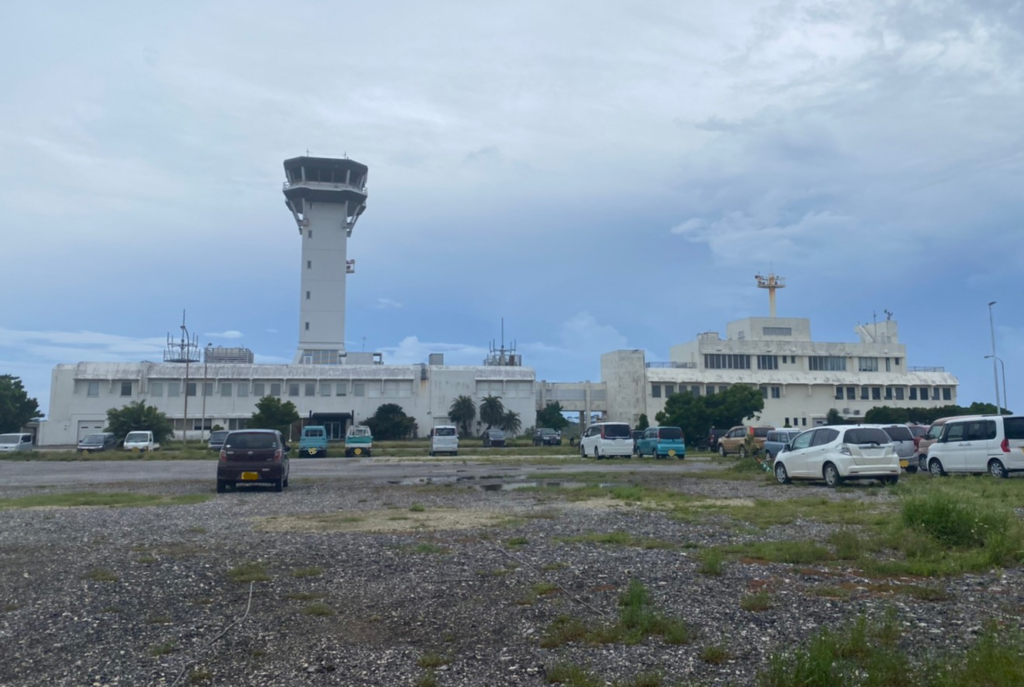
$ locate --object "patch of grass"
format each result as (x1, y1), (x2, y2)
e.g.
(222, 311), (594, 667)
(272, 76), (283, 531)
(187, 526), (208, 534)
(188, 668), (212, 684)
(507, 536), (529, 547)
(828, 529), (865, 560)
(723, 540), (832, 565)
(899, 585), (949, 602)
(559, 531), (676, 549)
(416, 672), (438, 687)
(533, 582), (560, 596)
(546, 662), (600, 686)
(418, 652), (449, 669)
(409, 503), (427, 512)
(137, 554), (157, 564)
(810, 586), (852, 601)
(741, 591), (772, 612)
(387, 515), (411, 521)
(615, 672), (663, 687)
(291, 566), (323, 578)
(0, 491), (212, 510)
(302, 602), (334, 616)
(84, 568), (118, 583)
(149, 641), (176, 657)
(609, 485), (645, 501)
(226, 561), (270, 583)
(412, 543), (447, 555)
(3, 604), (19, 612)
(697, 548), (725, 576)
(148, 614), (172, 625)
(542, 562), (569, 571)
(286, 592), (326, 601)
(191, 597), (214, 606)
(701, 644), (731, 665)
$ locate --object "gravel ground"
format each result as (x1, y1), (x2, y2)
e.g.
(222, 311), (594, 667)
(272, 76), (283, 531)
(1, 472), (1022, 687)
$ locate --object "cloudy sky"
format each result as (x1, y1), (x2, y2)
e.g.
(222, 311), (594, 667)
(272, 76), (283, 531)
(1, 1), (1022, 415)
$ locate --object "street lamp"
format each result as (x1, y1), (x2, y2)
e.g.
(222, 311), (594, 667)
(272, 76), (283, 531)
(985, 355), (1008, 415)
(988, 301), (1000, 413)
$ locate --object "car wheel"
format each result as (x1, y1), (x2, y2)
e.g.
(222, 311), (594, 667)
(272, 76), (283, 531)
(283, 475), (289, 488)
(918, 455), (928, 472)
(823, 463), (843, 488)
(274, 478), (283, 493)
(929, 459), (946, 477)
(905, 465), (918, 474)
(719, 445), (727, 457)
(738, 447), (747, 459)
(774, 462), (790, 484)
(216, 479), (226, 494)
(881, 475), (899, 486)
(989, 459), (1008, 479)
(428, 450), (433, 457)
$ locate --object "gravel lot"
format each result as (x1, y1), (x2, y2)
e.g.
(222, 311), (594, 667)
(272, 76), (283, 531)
(2, 466), (1022, 687)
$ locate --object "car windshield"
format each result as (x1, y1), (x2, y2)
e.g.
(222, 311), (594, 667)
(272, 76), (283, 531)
(658, 427), (683, 440)
(602, 424), (631, 438)
(538, 428), (556, 435)
(125, 432), (149, 442)
(435, 427), (456, 437)
(349, 427), (371, 437)
(0, 434), (21, 444)
(752, 427), (771, 438)
(81, 435), (105, 444)
(882, 426), (914, 441)
(488, 430), (504, 438)
(843, 428), (892, 446)
(210, 431), (229, 441)
(305, 429), (324, 437)
(226, 433), (278, 449)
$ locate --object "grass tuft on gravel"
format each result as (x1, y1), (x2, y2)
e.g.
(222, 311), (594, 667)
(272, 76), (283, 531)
(741, 591), (772, 612)
(302, 602), (334, 616)
(697, 548), (725, 576)
(227, 561), (270, 583)
(418, 652), (449, 668)
(291, 566), (323, 578)
(558, 531), (675, 549)
(149, 641), (176, 657)
(84, 568), (118, 582)
(701, 644), (732, 664)
(546, 662), (599, 686)
(0, 492), (210, 510)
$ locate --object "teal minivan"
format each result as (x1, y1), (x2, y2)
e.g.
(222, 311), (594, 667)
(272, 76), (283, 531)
(635, 426), (686, 459)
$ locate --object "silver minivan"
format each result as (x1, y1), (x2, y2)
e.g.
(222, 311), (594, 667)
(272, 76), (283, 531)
(879, 425), (917, 471)
(0, 433), (34, 452)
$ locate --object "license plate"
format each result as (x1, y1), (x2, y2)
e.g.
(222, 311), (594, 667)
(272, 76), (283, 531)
(668, 449), (677, 457)
(354, 448), (363, 455)
(241, 472), (259, 481)
(899, 460), (909, 468)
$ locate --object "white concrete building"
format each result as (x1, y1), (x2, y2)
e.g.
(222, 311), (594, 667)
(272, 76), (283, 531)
(597, 316), (958, 429)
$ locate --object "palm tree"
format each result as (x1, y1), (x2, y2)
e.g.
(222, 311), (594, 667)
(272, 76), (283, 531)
(448, 395), (476, 437)
(499, 409), (522, 437)
(479, 395), (505, 429)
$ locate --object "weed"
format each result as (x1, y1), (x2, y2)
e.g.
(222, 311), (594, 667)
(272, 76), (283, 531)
(540, 616), (590, 648)
(533, 582), (560, 596)
(900, 585), (949, 602)
(291, 566), (323, 578)
(741, 591), (771, 612)
(227, 561), (270, 583)
(616, 673), (663, 687)
(149, 641), (176, 657)
(697, 548), (725, 576)
(701, 645), (731, 664)
(409, 503), (427, 512)
(286, 592), (326, 601)
(137, 554), (157, 564)
(559, 531), (674, 549)
(302, 602), (334, 616)
(609, 485), (645, 501)
(148, 615), (172, 625)
(542, 562), (569, 571)
(188, 668), (212, 684)
(546, 662), (600, 686)
(828, 529), (864, 560)
(84, 568), (118, 583)
(413, 543), (447, 555)
(507, 536), (529, 547)
(416, 671), (438, 687)
(418, 652), (449, 668)
(810, 587), (852, 600)
(724, 540), (832, 565)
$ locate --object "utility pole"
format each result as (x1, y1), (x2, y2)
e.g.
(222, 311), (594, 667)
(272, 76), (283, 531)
(989, 301), (1001, 413)
(201, 345), (209, 441)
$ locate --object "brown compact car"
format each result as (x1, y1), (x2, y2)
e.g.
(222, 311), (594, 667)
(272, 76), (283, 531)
(717, 425), (774, 457)
(217, 429), (291, 493)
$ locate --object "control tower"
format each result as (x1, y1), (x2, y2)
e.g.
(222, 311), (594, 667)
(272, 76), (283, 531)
(283, 156), (368, 364)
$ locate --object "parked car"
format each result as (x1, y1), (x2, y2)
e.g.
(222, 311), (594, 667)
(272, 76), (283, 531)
(773, 425), (900, 487)
(123, 430), (160, 452)
(208, 430), (231, 452)
(579, 422), (633, 459)
(631, 429), (643, 451)
(763, 429), (803, 461)
(77, 433), (118, 453)
(925, 415), (1024, 478)
(717, 426), (773, 457)
(298, 425), (329, 457)
(345, 425), (373, 457)
(533, 428), (562, 446)
(482, 429), (506, 447)
(706, 428), (729, 452)
(916, 415), (978, 472)
(429, 425), (459, 456)
(0, 433), (34, 453)
(877, 424), (916, 471)
(635, 426), (686, 459)
(216, 429), (290, 493)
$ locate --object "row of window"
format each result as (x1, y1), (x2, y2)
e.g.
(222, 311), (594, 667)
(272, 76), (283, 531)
(87, 379), (534, 400)
(705, 355), (904, 372)
(835, 386), (953, 401)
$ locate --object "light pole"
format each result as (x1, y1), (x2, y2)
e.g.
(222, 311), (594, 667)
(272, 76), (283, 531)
(985, 355), (1008, 415)
(988, 301), (1000, 413)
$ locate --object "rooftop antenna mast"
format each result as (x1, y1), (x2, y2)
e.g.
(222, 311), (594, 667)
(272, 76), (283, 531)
(484, 317), (519, 366)
(163, 310), (200, 444)
(755, 271), (786, 318)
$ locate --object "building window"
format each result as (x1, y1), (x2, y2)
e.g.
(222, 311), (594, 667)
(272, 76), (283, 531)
(846, 386), (854, 400)
(652, 384), (661, 398)
(150, 381), (163, 397)
(307, 260), (312, 269)
(220, 383), (232, 397)
(895, 358), (901, 366)
(872, 387), (881, 400)
(885, 357), (891, 372)
(943, 387), (952, 401)
(120, 381), (132, 397)
(802, 418), (807, 426)
(187, 382), (197, 397)
(228, 418), (249, 430)
(203, 382), (214, 397)
(270, 382), (282, 396)
(336, 381), (348, 396)
(771, 386), (781, 399)
(861, 387), (869, 400)
(354, 382), (365, 397)
(167, 381), (180, 398)
(664, 384), (675, 396)
(192, 419), (212, 431)
(253, 382), (265, 397)
(307, 229), (312, 238)
(320, 382), (332, 396)
(704, 354), (751, 370)
(86, 381), (99, 397)
(920, 386), (930, 400)
(305, 322), (309, 331)
(761, 386), (768, 399)
(884, 387), (892, 400)
(287, 383), (300, 397)
(895, 387), (904, 400)
(304, 382), (316, 396)
(932, 387), (940, 400)
(690, 385), (701, 396)
(858, 357), (879, 372)
(763, 327), (793, 337)
(706, 386), (715, 395)
(909, 387), (918, 401)
(306, 291), (310, 300)
(835, 387), (844, 400)
(757, 355), (778, 370)
(809, 356), (847, 371)
(398, 381), (413, 398)
(237, 382), (249, 397)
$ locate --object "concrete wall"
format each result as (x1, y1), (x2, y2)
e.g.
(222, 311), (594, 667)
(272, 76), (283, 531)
(600, 350), (647, 427)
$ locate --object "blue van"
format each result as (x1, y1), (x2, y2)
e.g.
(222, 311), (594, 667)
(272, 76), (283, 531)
(635, 426), (686, 459)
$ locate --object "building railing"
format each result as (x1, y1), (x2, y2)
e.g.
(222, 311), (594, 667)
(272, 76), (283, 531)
(645, 362), (697, 369)
(283, 180), (367, 193)
(908, 366), (945, 372)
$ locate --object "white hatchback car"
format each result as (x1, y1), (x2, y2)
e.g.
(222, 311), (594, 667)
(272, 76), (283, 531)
(773, 425), (900, 487)
(926, 415), (1024, 478)
(579, 422), (633, 459)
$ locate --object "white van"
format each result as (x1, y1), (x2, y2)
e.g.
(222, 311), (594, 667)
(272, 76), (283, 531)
(123, 431), (160, 452)
(429, 425), (459, 456)
(0, 433), (34, 453)
(579, 422), (633, 459)
(926, 415), (1024, 478)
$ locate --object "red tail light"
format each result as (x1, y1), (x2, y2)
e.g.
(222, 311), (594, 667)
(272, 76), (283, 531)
(600, 427), (606, 439)
(219, 450), (227, 462)
(1002, 438), (1010, 453)
(274, 449), (283, 462)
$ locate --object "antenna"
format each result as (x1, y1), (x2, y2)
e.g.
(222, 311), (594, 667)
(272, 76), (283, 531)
(884, 309), (893, 321)
(164, 310), (200, 363)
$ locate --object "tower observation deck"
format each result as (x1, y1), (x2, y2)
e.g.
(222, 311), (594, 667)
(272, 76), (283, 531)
(283, 156), (368, 364)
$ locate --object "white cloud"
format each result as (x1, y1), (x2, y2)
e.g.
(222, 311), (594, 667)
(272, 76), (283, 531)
(379, 336), (487, 366)
(205, 330), (244, 339)
(374, 298), (403, 310)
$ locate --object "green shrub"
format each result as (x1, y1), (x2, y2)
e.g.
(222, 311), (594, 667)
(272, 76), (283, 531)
(697, 548), (725, 575)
